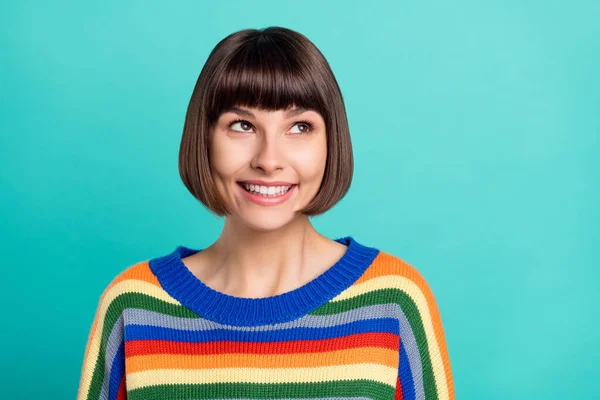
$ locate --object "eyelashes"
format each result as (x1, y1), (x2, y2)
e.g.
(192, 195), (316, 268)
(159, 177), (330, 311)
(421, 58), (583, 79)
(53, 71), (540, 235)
(227, 118), (316, 134)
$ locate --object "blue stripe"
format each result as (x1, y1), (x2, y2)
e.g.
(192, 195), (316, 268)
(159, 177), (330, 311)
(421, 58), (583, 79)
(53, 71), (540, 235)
(399, 338), (416, 400)
(125, 317), (400, 342)
(149, 236), (381, 326)
(108, 341), (125, 400)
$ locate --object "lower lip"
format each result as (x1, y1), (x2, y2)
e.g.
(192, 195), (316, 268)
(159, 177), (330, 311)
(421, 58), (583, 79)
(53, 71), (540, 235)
(238, 183), (296, 206)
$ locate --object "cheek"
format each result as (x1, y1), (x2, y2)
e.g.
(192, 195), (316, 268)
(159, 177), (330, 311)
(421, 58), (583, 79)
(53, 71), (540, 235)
(209, 136), (250, 179)
(290, 138), (327, 181)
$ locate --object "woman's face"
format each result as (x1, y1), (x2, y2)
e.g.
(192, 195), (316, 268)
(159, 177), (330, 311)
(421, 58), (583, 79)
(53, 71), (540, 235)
(209, 104), (327, 231)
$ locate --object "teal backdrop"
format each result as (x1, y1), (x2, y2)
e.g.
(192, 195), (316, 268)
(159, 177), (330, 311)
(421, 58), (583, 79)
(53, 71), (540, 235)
(1, 1), (598, 398)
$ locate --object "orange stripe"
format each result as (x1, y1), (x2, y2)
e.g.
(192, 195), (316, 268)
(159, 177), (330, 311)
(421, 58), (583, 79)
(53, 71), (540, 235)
(126, 346), (398, 373)
(106, 261), (161, 287)
(355, 252), (454, 398)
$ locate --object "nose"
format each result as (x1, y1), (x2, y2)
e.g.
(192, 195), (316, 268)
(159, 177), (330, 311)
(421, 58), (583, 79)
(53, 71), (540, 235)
(251, 134), (284, 174)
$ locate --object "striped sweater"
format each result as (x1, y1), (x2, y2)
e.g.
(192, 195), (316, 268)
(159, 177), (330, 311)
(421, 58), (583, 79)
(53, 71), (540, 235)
(77, 236), (454, 400)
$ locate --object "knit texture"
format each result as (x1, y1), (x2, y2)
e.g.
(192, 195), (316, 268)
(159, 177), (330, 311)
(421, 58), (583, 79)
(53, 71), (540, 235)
(77, 237), (454, 400)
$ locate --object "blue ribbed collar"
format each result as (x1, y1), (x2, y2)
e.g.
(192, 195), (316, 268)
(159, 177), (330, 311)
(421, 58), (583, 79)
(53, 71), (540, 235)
(149, 236), (380, 326)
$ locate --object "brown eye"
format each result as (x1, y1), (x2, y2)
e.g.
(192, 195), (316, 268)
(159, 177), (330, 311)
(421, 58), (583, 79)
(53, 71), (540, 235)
(290, 121), (314, 134)
(230, 120), (254, 132)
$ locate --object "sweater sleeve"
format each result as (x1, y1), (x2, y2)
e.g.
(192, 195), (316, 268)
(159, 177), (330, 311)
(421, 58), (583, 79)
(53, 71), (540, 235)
(77, 281), (128, 400)
(391, 259), (455, 400)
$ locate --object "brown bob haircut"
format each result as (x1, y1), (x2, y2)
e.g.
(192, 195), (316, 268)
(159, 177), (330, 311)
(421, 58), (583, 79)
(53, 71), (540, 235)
(179, 26), (353, 216)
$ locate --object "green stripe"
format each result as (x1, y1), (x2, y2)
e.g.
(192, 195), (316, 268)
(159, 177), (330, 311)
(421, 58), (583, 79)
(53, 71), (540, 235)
(128, 380), (394, 400)
(310, 288), (439, 400)
(86, 292), (198, 399)
(87, 289), (439, 399)
(86, 293), (124, 400)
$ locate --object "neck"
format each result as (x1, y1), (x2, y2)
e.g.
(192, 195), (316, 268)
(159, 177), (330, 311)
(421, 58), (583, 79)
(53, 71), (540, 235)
(202, 215), (334, 298)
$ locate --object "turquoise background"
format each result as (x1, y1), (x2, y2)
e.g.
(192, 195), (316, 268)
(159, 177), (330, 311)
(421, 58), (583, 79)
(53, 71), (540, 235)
(1, 1), (598, 398)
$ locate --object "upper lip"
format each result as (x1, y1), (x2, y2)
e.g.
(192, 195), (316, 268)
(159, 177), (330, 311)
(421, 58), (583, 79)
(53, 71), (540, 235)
(238, 180), (295, 187)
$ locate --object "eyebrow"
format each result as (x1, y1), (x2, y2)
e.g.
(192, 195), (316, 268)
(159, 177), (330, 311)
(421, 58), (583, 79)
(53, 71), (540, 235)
(222, 106), (313, 119)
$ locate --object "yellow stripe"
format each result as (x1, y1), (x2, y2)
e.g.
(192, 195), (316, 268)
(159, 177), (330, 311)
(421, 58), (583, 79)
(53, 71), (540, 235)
(127, 363), (397, 390)
(333, 275), (450, 400)
(78, 279), (180, 396)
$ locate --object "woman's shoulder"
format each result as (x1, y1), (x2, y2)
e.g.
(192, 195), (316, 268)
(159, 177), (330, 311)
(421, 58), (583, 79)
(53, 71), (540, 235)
(92, 256), (171, 312)
(372, 249), (424, 277)
(366, 246), (441, 300)
(367, 247), (449, 335)
(103, 258), (156, 290)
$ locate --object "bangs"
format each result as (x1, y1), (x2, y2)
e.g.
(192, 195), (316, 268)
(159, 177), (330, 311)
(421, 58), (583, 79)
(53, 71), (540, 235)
(206, 36), (329, 124)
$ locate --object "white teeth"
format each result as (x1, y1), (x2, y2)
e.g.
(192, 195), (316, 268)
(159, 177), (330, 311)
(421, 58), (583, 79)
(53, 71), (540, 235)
(242, 183), (293, 197)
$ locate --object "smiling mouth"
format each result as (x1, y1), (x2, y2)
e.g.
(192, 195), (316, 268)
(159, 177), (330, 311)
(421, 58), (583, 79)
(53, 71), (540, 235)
(237, 182), (295, 197)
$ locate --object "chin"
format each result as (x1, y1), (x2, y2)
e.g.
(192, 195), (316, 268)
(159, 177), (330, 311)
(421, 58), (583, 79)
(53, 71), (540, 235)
(232, 207), (301, 232)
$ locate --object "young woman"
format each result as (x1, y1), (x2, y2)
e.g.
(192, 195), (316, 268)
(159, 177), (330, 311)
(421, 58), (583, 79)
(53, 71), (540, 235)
(77, 26), (454, 400)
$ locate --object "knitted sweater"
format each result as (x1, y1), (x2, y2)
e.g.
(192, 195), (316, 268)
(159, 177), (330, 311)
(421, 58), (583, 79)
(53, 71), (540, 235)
(77, 237), (454, 400)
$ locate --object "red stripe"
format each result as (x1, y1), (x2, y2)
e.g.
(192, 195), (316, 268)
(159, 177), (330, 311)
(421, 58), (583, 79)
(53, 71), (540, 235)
(394, 374), (404, 400)
(126, 332), (399, 357)
(116, 373), (127, 400)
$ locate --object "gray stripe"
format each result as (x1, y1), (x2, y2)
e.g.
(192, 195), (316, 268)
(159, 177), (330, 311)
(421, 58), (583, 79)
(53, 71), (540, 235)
(100, 313), (124, 399)
(123, 303), (425, 397)
(125, 303), (400, 331)
(398, 309), (425, 399)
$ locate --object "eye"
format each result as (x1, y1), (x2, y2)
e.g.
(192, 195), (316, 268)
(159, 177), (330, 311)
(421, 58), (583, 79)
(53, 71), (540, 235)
(289, 120), (315, 134)
(229, 119), (254, 132)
